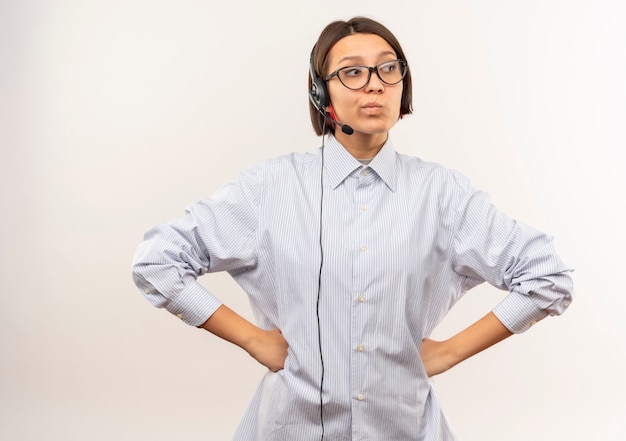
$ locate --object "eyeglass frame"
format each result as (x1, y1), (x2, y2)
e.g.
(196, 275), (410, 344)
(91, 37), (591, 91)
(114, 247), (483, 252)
(323, 59), (408, 90)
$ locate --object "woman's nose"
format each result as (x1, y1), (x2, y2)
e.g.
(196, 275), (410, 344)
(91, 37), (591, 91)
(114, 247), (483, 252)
(365, 70), (385, 93)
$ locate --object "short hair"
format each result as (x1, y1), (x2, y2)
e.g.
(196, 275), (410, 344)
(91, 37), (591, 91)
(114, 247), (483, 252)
(308, 17), (413, 136)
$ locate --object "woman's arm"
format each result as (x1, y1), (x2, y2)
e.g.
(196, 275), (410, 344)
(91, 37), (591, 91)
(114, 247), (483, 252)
(420, 311), (513, 377)
(199, 304), (288, 372)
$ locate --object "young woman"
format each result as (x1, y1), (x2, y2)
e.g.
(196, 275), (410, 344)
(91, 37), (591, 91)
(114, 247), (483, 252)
(133, 16), (573, 441)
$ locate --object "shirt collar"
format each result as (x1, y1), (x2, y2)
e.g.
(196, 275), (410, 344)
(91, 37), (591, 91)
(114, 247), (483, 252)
(324, 134), (397, 192)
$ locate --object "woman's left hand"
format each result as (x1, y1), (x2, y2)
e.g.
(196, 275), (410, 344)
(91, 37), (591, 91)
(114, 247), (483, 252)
(420, 338), (456, 377)
(420, 312), (514, 377)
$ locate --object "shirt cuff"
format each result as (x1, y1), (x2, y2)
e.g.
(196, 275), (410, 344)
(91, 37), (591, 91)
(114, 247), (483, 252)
(163, 280), (223, 327)
(492, 291), (550, 334)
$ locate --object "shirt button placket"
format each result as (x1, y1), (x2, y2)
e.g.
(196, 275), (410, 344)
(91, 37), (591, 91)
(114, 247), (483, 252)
(353, 170), (370, 411)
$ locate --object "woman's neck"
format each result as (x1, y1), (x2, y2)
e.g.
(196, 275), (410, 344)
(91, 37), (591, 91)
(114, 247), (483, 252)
(334, 131), (388, 159)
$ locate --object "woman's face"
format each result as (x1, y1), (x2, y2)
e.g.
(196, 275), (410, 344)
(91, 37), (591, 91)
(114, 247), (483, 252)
(325, 33), (403, 151)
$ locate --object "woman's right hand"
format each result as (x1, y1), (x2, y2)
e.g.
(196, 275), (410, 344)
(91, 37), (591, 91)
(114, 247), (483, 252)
(199, 305), (289, 372)
(246, 328), (289, 372)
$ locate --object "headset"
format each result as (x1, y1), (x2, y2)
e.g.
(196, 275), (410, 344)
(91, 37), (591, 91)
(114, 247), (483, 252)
(309, 43), (358, 440)
(309, 46), (354, 135)
(309, 44), (328, 441)
(309, 46), (330, 110)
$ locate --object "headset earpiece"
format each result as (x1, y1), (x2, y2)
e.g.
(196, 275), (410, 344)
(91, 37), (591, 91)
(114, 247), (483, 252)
(309, 46), (329, 109)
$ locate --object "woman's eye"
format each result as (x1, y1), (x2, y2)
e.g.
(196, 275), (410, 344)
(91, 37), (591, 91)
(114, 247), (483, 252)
(380, 63), (396, 73)
(343, 68), (364, 77)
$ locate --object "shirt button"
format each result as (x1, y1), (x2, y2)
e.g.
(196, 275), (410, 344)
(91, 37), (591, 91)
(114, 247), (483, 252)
(361, 169), (369, 176)
(176, 313), (184, 320)
(359, 245), (366, 252)
(358, 295), (365, 302)
(357, 344), (364, 352)
(563, 300), (571, 307)
(530, 320), (537, 327)
(357, 393), (364, 401)
(360, 203), (367, 211)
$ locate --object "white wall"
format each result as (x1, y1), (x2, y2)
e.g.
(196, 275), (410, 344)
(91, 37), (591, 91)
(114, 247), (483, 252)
(2, 0), (624, 439)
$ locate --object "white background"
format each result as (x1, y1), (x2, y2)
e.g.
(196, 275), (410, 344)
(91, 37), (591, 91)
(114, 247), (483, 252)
(2, 0), (625, 439)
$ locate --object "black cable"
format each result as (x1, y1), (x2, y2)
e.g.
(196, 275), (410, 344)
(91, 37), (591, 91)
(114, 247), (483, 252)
(316, 129), (326, 440)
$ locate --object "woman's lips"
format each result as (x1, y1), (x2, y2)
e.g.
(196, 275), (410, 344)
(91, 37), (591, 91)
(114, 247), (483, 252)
(362, 102), (383, 114)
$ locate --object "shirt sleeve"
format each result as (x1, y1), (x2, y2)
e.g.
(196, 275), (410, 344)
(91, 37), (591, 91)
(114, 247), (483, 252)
(450, 177), (574, 333)
(131, 167), (261, 326)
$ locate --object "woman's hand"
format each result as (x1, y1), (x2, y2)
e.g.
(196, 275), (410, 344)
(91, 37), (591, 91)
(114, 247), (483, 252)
(420, 338), (455, 377)
(246, 328), (289, 372)
(420, 312), (514, 377)
(199, 305), (288, 372)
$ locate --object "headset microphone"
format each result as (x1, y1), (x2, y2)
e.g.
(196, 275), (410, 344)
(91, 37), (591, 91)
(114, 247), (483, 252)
(318, 108), (354, 135)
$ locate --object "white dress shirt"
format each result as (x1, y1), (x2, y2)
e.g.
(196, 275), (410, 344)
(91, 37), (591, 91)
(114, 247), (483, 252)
(132, 134), (573, 440)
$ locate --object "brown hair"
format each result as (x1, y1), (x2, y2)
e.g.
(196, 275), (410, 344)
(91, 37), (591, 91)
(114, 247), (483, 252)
(308, 17), (413, 136)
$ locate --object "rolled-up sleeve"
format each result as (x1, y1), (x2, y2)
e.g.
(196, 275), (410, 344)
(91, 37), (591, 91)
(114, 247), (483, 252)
(132, 167), (261, 326)
(451, 183), (574, 333)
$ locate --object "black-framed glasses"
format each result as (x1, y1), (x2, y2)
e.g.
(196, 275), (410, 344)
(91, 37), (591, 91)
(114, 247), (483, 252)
(324, 60), (408, 90)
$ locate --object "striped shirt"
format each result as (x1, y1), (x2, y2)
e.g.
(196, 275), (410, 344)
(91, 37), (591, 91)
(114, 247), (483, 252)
(132, 135), (573, 440)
